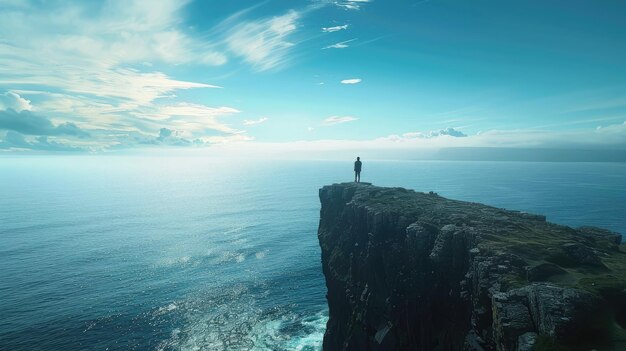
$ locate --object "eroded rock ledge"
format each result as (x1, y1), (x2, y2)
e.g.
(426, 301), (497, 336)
(317, 183), (626, 351)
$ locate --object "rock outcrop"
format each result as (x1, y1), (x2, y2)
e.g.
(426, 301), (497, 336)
(317, 183), (626, 351)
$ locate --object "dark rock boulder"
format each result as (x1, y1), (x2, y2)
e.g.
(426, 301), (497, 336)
(516, 332), (537, 351)
(576, 226), (622, 246)
(526, 263), (567, 282)
(493, 284), (606, 350)
(561, 243), (605, 268)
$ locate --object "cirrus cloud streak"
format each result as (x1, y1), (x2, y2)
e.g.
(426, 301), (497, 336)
(321, 115), (358, 126)
(341, 78), (362, 84)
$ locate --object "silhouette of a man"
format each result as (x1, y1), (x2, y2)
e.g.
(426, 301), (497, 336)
(354, 157), (362, 183)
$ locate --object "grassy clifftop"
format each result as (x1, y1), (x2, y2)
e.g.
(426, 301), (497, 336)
(351, 183), (626, 295)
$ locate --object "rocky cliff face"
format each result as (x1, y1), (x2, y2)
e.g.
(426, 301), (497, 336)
(317, 183), (626, 351)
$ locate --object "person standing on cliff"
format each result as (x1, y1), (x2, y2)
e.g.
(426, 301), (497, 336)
(354, 157), (362, 183)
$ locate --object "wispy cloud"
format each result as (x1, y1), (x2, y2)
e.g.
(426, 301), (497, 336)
(321, 116), (358, 126)
(334, 0), (372, 11)
(201, 134), (254, 144)
(137, 103), (243, 135)
(155, 104), (240, 119)
(0, 0), (249, 151)
(243, 117), (269, 126)
(341, 78), (362, 84)
(0, 131), (85, 152)
(0, 108), (89, 138)
(322, 24), (349, 33)
(0, 0), (222, 108)
(0, 0), (227, 68)
(399, 127), (467, 139)
(323, 38), (358, 49)
(0, 91), (32, 112)
(225, 10), (300, 71)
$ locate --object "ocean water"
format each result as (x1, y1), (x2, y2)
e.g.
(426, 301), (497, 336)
(1, 157), (625, 350)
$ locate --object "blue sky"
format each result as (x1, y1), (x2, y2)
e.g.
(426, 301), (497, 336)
(1, 0), (625, 154)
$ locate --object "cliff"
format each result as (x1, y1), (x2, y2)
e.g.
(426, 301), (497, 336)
(317, 183), (626, 351)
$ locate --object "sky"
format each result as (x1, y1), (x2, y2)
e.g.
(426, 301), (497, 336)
(0, 0), (626, 156)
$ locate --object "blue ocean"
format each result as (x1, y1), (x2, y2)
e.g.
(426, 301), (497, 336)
(1, 157), (625, 350)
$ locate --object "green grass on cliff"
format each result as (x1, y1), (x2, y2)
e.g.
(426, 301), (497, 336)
(349, 182), (626, 301)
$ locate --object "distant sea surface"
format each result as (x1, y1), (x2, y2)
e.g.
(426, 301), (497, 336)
(1, 157), (625, 350)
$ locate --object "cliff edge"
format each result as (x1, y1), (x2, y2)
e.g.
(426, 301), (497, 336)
(318, 182), (626, 351)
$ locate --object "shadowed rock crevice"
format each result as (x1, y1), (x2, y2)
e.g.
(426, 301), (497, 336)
(318, 183), (626, 351)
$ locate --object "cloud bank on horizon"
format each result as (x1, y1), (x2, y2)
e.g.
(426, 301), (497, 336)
(0, 0), (625, 154)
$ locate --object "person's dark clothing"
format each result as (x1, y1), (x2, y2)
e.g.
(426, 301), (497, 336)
(354, 160), (362, 182)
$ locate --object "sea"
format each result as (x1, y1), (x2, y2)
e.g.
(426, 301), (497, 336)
(1, 157), (625, 350)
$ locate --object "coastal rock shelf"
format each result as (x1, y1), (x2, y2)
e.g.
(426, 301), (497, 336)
(317, 183), (626, 351)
